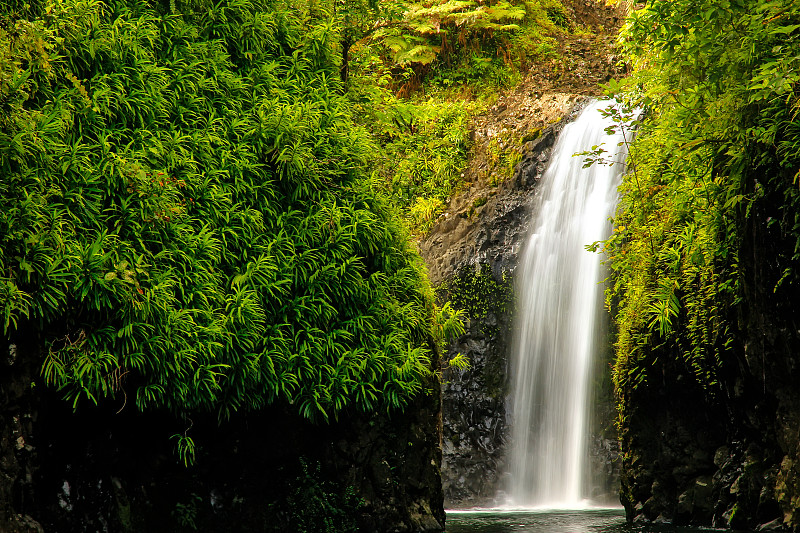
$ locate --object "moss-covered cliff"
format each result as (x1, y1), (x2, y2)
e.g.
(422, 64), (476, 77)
(608, 1), (800, 529)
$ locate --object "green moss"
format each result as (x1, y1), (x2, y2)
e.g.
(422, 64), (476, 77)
(521, 128), (542, 143)
(482, 135), (524, 187)
(443, 265), (512, 323)
(472, 196), (488, 209)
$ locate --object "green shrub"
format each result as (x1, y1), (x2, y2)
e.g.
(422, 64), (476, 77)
(347, 85), (479, 233)
(0, 0), (440, 455)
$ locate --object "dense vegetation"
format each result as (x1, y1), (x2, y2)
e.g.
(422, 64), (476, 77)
(0, 0), (575, 464)
(605, 0), (800, 431)
(0, 0), (444, 462)
(344, 0), (571, 233)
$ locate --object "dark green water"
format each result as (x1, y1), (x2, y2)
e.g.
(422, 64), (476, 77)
(445, 509), (719, 533)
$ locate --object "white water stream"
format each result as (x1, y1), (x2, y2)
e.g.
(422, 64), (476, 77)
(506, 100), (630, 508)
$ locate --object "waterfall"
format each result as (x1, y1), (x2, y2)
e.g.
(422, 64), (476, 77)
(507, 100), (630, 508)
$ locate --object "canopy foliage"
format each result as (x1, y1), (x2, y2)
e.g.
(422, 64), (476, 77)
(0, 0), (446, 457)
(606, 0), (800, 419)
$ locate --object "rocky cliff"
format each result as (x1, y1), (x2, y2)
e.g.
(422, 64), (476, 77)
(618, 184), (800, 531)
(420, 96), (621, 507)
(420, 98), (577, 507)
(0, 335), (445, 533)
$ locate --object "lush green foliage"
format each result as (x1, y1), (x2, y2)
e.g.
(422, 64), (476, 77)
(349, 84), (478, 233)
(422, 0), (568, 88)
(606, 0), (800, 416)
(311, 0), (567, 104)
(384, 0), (526, 67)
(342, 0), (572, 234)
(339, 0), (564, 77)
(0, 0), (446, 448)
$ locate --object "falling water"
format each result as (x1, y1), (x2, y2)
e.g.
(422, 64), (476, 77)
(507, 100), (631, 508)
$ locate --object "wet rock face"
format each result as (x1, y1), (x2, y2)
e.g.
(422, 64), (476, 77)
(420, 112), (576, 507)
(438, 267), (514, 507)
(619, 353), (797, 530)
(618, 366), (728, 526)
(589, 429), (622, 504)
